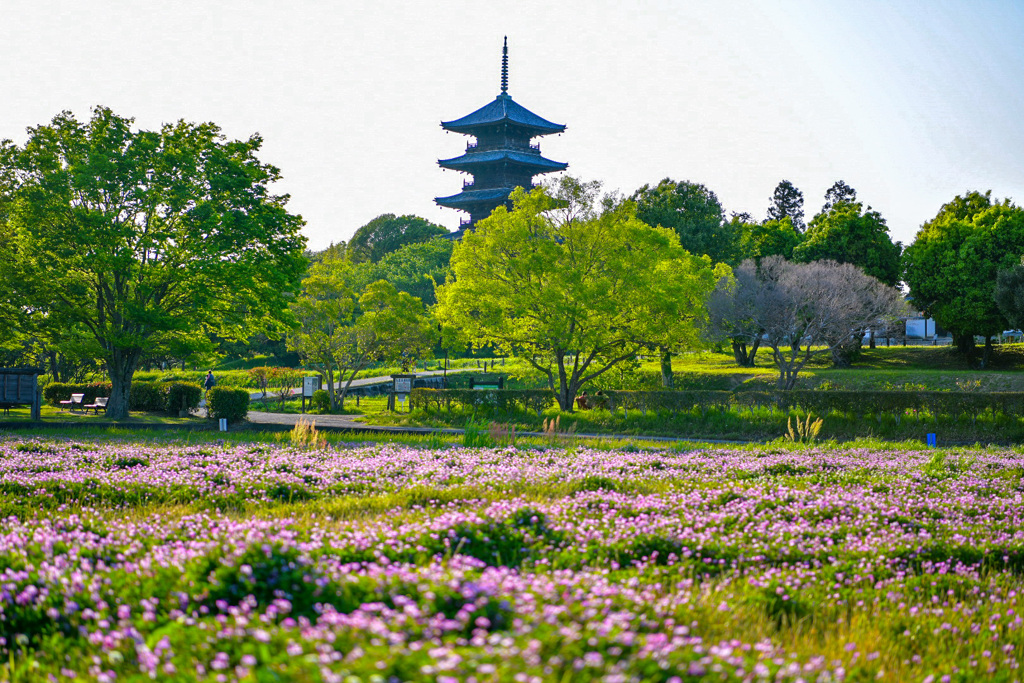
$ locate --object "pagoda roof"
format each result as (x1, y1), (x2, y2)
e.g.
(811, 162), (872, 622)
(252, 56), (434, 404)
(435, 186), (517, 209)
(438, 149), (568, 173)
(442, 94), (565, 136)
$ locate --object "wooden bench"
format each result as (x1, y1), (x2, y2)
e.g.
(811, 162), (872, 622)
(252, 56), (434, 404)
(84, 396), (108, 414)
(60, 393), (85, 412)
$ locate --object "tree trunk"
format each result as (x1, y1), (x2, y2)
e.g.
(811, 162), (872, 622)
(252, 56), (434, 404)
(981, 335), (994, 369)
(869, 328), (876, 349)
(555, 353), (577, 412)
(731, 340), (747, 366)
(659, 346), (674, 388)
(338, 370), (358, 410)
(47, 351), (61, 384)
(732, 339), (760, 367)
(326, 366), (336, 411)
(953, 332), (975, 355)
(106, 349), (140, 419)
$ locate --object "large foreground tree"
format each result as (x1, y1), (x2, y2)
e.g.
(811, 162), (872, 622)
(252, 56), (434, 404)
(1, 106), (307, 418)
(435, 178), (725, 411)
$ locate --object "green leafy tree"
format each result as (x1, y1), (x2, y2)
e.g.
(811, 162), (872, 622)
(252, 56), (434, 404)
(287, 255), (357, 410)
(739, 216), (802, 262)
(630, 178), (740, 265)
(435, 179), (724, 411)
(766, 180), (805, 232)
(794, 201), (902, 286)
(904, 192), (1024, 364)
(334, 281), (435, 407)
(994, 263), (1024, 331)
(348, 213), (447, 263)
(357, 237), (453, 306)
(1, 106), (306, 418)
(288, 255), (435, 410)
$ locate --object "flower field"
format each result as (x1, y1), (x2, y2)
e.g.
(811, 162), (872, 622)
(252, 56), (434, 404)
(1, 437), (1023, 681)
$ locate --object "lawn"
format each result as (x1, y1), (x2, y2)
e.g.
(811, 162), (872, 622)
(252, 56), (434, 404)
(0, 404), (213, 427)
(1, 433), (1022, 681)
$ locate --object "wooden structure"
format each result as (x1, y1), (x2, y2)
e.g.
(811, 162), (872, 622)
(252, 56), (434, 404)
(0, 368), (42, 419)
(435, 37), (567, 233)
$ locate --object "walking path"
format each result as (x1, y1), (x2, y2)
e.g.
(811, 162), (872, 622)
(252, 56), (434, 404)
(242, 368), (472, 402)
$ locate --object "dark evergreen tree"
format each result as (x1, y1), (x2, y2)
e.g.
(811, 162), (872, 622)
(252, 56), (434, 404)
(767, 180), (805, 232)
(821, 180), (858, 215)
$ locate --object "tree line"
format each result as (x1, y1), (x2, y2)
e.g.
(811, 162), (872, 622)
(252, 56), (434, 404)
(2, 106), (1023, 418)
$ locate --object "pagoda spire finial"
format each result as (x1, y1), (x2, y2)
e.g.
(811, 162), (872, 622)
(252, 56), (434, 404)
(500, 36), (508, 95)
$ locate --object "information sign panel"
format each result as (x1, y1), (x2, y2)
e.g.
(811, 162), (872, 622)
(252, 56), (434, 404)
(302, 376), (320, 397)
(393, 377), (413, 395)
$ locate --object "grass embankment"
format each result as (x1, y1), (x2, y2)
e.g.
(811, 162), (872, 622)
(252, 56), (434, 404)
(1, 433), (1022, 681)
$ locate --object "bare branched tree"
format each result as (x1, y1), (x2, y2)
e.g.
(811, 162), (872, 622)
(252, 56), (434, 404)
(707, 257), (905, 389)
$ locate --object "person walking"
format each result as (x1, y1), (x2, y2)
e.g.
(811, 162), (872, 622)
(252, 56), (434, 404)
(203, 370), (216, 416)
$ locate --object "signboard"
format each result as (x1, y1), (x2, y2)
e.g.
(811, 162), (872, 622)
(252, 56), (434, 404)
(393, 376), (413, 395)
(302, 376), (320, 397)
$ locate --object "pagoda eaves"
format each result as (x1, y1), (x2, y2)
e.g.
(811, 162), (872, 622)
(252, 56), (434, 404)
(441, 94), (566, 136)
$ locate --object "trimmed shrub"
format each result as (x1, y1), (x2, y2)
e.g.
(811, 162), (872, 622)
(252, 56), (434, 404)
(208, 387), (250, 423)
(129, 382), (167, 412)
(311, 389), (331, 413)
(166, 382), (202, 414)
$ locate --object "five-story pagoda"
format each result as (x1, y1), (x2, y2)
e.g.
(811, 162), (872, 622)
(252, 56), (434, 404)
(435, 38), (567, 232)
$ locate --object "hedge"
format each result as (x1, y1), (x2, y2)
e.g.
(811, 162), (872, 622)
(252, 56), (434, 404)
(42, 380), (202, 413)
(43, 382), (112, 406)
(410, 388), (554, 416)
(207, 387), (250, 423)
(166, 382), (203, 414)
(410, 387), (1024, 424)
(129, 382), (167, 412)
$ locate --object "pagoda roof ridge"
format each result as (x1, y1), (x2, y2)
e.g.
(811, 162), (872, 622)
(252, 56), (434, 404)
(441, 94), (565, 136)
(438, 148), (568, 172)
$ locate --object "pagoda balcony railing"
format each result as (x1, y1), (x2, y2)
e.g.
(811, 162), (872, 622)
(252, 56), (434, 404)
(459, 218), (472, 226)
(462, 180), (475, 190)
(464, 141), (541, 154)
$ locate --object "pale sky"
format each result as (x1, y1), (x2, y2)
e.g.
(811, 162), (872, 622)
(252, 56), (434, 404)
(2, 0), (1022, 251)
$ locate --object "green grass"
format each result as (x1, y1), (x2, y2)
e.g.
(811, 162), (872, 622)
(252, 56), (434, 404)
(0, 404), (212, 426)
(667, 345), (1024, 392)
